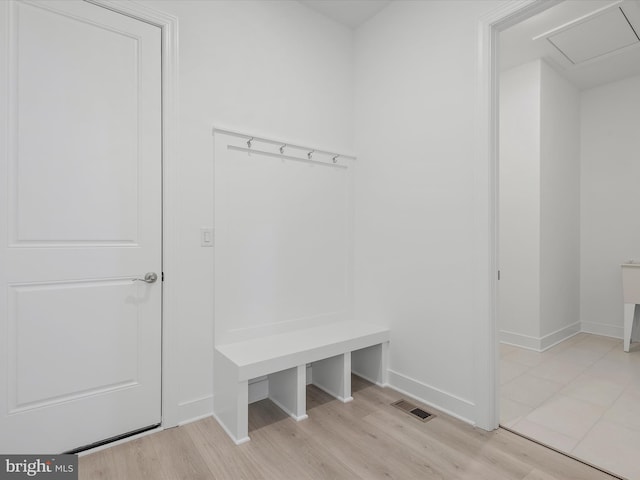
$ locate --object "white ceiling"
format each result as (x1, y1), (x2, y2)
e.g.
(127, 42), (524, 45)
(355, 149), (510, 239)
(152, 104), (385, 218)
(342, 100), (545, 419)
(500, 0), (640, 90)
(299, 0), (392, 29)
(298, 0), (640, 89)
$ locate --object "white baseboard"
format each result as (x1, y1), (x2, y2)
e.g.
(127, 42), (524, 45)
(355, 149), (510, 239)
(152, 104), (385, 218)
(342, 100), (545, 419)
(499, 322), (580, 352)
(252, 367), (476, 425)
(177, 394), (213, 425)
(540, 322), (581, 350)
(387, 369), (475, 425)
(269, 396), (308, 421)
(211, 411), (250, 445)
(499, 330), (540, 350)
(581, 321), (623, 339)
(311, 380), (353, 403)
(214, 367), (476, 433)
(352, 369), (386, 387)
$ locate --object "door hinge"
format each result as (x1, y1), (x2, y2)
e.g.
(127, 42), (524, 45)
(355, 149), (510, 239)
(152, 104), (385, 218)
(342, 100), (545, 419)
(498, 270), (501, 280)
(161, 272), (165, 282)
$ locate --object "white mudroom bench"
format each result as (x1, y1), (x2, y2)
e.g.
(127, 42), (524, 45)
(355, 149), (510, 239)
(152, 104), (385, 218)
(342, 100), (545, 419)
(213, 321), (390, 444)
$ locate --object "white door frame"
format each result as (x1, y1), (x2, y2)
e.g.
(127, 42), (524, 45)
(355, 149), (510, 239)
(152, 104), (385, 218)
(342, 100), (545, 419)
(85, 0), (181, 428)
(474, 0), (564, 430)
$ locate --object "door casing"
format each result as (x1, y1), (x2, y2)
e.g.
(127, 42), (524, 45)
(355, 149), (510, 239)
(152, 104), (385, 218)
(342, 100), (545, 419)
(474, 0), (565, 431)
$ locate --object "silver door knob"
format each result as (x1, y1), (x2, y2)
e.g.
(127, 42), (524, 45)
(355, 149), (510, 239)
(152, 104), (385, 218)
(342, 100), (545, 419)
(133, 272), (158, 283)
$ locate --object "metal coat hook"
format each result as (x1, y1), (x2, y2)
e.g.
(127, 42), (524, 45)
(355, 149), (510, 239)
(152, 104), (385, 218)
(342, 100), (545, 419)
(247, 137), (254, 148)
(308, 150), (314, 160)
(332, 155), (339, 164)
(280, 144), (286, 154)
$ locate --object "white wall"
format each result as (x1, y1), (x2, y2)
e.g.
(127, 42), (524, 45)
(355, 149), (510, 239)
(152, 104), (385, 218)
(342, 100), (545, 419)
(139, 0), (354, 424)
(148, 0), (639, 432)
(498, 60), (580, 350)
(581, 74), (640, 337)
(539, 61), (580, 341)
(499, 61), (542, 341)
(136, 0), (541, 429)
(500, 62), (640, 344)
(213, 132), (353, 345)
(354, 0), (504, 423)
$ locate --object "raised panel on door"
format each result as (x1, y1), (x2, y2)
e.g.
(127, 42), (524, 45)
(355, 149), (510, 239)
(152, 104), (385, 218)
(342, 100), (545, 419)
(0, 0), (162, 453)
(11, 0), (141, 245)
(8, 280), (140, 412)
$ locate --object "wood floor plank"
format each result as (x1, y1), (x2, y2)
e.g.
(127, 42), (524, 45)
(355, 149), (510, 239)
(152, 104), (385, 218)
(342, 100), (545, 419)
(243, 400), (330, 480)
(360, 403), (527, 479)
(183, 417), (263, 480)
(249, 399), (361, 480)
(523, 469), (564, 480)
(305, 386), (452, 479)
(79, 377), (619, 480)
(148, 426), (214, 480)
(87, 435), (171, 480)
(77, 446), (119, 480)
(351, 382), (533, 480)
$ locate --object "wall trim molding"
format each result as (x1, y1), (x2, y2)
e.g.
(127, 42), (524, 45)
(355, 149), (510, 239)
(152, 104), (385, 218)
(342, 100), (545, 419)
(581, 321), (623, 339)
(500, 322), (581, 351)
(179, 368), (481, 428)
(499, 330), (542, 351)
(475, 0), (564, 430)
(541, 322), (581, 350)
(387, 370), (475, 425)
(177, 394), (214, 426)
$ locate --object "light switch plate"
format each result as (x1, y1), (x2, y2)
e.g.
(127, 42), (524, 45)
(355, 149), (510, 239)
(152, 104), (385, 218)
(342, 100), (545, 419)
(201, 228), (214, 247)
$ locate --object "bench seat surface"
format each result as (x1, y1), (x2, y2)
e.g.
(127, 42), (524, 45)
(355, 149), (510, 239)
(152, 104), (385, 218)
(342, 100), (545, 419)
(215, 321), (389, 380)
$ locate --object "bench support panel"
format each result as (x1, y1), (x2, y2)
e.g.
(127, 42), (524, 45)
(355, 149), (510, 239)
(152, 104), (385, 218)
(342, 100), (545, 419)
(312, 353), (352, 403)
(268, 365), (308, 421)
(352, 341), (389, 386)
(213, 351), (250, 445)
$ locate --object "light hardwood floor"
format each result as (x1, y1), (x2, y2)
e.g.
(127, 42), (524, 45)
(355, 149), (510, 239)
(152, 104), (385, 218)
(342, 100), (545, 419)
(80, 376), (618, 480)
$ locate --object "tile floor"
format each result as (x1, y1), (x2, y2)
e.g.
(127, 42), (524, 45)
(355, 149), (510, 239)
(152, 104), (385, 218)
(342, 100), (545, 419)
(500, 333), (640, 480)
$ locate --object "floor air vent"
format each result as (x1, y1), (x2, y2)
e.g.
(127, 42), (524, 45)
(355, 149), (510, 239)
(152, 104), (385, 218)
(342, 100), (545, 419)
(391, 399), (435, 423)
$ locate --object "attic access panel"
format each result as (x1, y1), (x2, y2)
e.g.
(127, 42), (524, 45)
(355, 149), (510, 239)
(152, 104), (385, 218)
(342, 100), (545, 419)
(547, 6), (640, 64)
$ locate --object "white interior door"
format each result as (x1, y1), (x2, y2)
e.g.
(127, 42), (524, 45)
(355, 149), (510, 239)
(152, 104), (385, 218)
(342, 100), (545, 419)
(0, 0), (162, 453)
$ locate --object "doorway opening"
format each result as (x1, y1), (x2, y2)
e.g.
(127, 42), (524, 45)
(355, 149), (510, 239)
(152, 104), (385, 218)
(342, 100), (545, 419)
(489, 1), (640, 478)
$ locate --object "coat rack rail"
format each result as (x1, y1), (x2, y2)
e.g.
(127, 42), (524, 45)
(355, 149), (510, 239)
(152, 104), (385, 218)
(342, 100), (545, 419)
(227, 145), (348, 169)
(212, 127), (357, 163)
